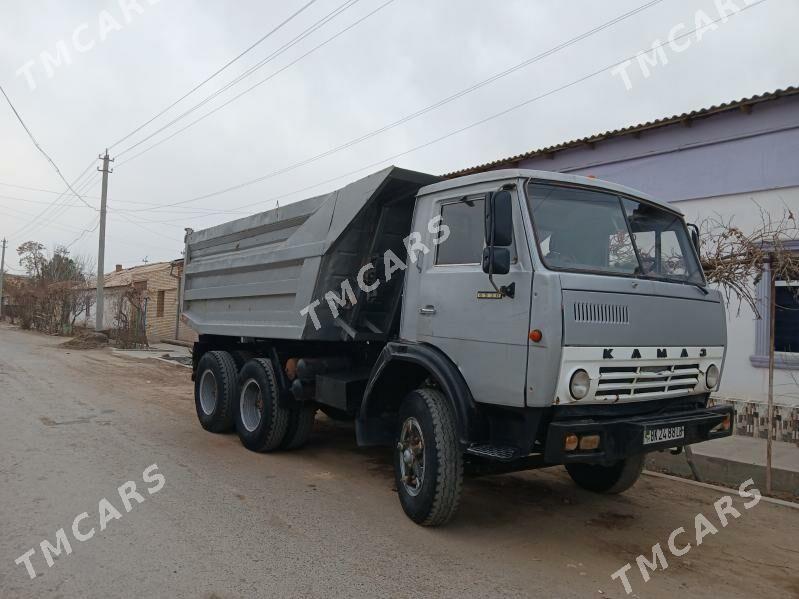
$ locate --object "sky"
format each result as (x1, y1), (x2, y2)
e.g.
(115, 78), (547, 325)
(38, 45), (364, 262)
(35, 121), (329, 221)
(1, 0), (797, 273)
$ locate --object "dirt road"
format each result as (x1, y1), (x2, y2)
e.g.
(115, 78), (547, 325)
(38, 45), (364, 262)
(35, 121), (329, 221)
(0, 324), (797, 598)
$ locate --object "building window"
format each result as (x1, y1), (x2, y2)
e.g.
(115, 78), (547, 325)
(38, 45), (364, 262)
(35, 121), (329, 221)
(156, 290), (165, 318)
(435, 197), (486, 265)
(751, 252), (799, 369)
(774, 282), (799, 353)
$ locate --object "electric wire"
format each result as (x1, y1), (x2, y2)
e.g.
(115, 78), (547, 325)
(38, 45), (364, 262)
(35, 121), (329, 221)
(137, 0), (768, 216)
(107, 0), (321, 150)
(121, 0), (667, 200)
(0, 85), (96, 212)
(9, 160), (97, 239)
(114, 0), (366, 161)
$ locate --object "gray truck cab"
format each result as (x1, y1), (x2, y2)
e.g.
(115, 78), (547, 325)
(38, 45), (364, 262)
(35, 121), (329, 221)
(385, 169), (729, 453)
(184, 166), (733, 526)
(405, 169), (725, 408)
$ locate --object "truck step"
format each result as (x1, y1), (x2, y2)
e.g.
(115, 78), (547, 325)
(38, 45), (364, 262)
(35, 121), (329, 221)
(466, 444), (522, 462)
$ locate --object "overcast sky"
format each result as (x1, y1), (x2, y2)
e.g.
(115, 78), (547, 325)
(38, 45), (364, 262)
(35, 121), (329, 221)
(1, 0), (797, 273)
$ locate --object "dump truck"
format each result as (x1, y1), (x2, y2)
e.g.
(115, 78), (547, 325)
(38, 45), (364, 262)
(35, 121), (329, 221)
(182, 166), (732, 526)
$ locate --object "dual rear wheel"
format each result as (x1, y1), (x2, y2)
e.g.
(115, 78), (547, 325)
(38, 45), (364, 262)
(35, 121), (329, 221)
(193, 351), (315, 451)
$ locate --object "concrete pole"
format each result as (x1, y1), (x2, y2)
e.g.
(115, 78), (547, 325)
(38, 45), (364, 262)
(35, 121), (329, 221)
(95, 151), (113, 331)
(0, 238), (6, 319)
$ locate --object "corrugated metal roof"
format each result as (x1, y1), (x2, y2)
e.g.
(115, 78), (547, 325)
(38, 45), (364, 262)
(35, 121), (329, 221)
(443, 86), (799, 178)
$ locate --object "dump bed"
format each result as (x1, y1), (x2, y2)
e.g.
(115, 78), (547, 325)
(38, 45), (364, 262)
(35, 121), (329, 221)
(182, 167), (438, 342)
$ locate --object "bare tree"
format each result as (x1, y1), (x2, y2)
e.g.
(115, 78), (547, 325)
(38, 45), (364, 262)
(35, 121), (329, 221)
(698, 207), (799, 494)
(10, 242), (96, 335)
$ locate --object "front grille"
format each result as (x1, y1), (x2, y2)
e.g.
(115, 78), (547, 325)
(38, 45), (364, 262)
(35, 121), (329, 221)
(596, 363), (700, 400)
(573, 302), (629, 324)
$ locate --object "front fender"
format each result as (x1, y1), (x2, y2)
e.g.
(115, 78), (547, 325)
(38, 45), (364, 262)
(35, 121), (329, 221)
(358, 341), (480, 448)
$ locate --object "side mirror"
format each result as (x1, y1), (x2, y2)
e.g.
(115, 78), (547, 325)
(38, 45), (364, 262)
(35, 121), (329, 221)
(484, 190), (513, 248)
(688, 223), (700, 253)
(482, 247), (510, 276)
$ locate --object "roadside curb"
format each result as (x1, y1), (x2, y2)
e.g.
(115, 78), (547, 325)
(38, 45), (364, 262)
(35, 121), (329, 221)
(153, 356), (191, 369)
(643, 470), (799, 509)
(645, 446), (798, 498)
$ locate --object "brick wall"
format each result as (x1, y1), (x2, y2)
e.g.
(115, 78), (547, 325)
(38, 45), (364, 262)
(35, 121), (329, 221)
(131, 264), (179, 343)
(177, 320), (199, 343)
(172, 261), (198, 344)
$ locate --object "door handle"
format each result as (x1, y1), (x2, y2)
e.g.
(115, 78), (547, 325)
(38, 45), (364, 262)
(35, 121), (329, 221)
(419, 305), (436, 315)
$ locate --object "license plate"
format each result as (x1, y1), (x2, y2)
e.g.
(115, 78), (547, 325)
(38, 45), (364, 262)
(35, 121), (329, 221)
(643, 425), (685, 445)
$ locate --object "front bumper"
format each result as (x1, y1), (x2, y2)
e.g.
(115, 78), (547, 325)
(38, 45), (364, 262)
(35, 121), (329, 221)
(544, 405), (733, 465)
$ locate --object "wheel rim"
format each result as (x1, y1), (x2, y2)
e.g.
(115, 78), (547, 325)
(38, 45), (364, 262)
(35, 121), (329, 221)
(240, 378), (264, 432)
(199, 369), (217, 415)
(397, 417), (425, 497)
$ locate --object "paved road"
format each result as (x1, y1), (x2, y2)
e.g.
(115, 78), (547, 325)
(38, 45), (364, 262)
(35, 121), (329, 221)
(1, 325), (797, 598)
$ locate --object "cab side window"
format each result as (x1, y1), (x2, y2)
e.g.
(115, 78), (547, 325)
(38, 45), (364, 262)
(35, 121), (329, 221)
(435, 198), (486, 265)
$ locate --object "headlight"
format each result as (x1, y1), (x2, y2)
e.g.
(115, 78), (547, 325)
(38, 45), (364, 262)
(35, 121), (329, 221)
(569, 369), (591, 400)
(705, 364), (720, 389)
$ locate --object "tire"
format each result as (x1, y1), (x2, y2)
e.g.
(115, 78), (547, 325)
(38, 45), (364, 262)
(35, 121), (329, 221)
(235, 358), (291, 452)
(194, 351), (238, 433)
(281, 405), (317, 450)
(230, 350), (253, 372)
(565, 454), (645, 494)
(394, 388), (463, 526)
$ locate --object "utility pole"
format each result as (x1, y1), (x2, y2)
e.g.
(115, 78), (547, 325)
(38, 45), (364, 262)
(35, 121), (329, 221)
(0, 238), (6, 319)
(95, 150), (113, 332)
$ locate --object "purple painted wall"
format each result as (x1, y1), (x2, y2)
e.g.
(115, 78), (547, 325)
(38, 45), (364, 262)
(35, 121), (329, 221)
(516, 94), (799, 203)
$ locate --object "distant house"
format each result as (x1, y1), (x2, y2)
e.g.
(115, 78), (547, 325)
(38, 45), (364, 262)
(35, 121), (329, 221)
(0, 273), (29, 321)
(80, 260), (197, 344)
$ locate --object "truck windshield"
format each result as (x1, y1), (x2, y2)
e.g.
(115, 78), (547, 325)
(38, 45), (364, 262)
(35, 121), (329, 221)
(527, 181), (704, 285)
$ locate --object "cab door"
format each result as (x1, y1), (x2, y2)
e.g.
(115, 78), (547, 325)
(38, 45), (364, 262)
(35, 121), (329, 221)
(410, 184), (532, 408)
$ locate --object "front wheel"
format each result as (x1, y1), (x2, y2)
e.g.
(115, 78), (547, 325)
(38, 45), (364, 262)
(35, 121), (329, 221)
(394, 388), (463, 526)
(565, 454), (644, 494)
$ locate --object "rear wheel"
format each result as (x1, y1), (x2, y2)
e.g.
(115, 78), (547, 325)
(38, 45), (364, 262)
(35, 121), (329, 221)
(565, 454), (644, 494)
(230, 350), (253, 371)
(394, 388), (463, 526)
(194, 351), (238, 433)
(281, 405), (317, 450)
(235, 358), (290, 452)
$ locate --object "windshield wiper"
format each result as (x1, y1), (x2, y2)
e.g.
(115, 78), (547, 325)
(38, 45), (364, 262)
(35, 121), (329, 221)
(686, 279), (709, 295)
(638, 270), (709, 295)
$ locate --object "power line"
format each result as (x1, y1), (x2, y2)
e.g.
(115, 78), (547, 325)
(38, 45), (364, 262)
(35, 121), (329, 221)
(0, 85), (96, 213)
(64, 216), (101, 249)
(0, 192), (95, 209)
(0, 180), (102, 200)
(115, 0), (365, 161)
(111, 212), (183, 244)
(125, 0), (665, 205)
(9, 160), (97, 239)
(16, 169), (100, 238)
(0, 180), (251, 216)
(138, 0), (768, 216)
(107, 0), (321, 151)
(2, 202), (102, 236)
